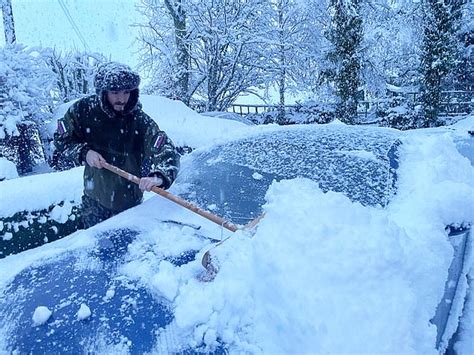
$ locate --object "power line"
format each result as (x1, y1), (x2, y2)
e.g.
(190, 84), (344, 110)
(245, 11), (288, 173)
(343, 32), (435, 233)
(57, 0), (91, 51)
(57, 0), (90, 51)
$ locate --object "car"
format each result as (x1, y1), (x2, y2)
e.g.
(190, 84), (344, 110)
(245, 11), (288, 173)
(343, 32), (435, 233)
(177, 122), (400, 220)
(176, 122), (472, 354)
(0, 120), (472, 354)
(200, 111), (256, 126)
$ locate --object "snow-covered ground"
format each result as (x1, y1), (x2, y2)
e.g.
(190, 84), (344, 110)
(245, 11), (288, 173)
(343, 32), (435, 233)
(0, 97), (473, 354)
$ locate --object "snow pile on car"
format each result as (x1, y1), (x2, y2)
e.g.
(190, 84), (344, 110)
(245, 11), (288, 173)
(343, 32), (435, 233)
(140, 130), (474, 354)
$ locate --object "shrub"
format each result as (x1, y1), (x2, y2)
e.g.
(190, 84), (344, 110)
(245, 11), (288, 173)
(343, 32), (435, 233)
(0, 44), (55, 139)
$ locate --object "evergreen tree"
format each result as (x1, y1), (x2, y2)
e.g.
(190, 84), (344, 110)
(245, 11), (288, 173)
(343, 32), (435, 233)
(420, 0), (464, 126)
(326, 0), (363, 124)
(264, 0), (310, 124)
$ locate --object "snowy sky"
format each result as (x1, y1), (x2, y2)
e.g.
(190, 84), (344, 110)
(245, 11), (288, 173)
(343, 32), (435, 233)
(0, 0), (291, 104)
(1, 95), (473, 353)
(0, 0), (142, 66)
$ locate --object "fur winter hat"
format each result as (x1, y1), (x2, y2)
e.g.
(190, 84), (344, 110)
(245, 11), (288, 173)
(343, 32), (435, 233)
(94, 62), (140, 93)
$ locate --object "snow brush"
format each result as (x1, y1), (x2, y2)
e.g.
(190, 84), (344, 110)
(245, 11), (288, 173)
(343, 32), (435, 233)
(200, 212), (265, 279)
(103, 162), (264, 275)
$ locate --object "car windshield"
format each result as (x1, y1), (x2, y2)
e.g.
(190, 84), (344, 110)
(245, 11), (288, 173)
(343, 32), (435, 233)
(177, 124), (401, 225)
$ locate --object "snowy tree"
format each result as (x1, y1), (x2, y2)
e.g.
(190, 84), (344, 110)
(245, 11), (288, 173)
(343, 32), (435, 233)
(262, 0), (312, 123)
(46, 50), (107, 103)
(289, 0), (334, 104)
(325, 0), (363, 124)
(0, 44), (55, 138)
(361, 0), (423, 96)
(136, 0), (191, 104)
(0, 44), (55, 173)
(136, 0), (191, 103)
(1, 0), (16, 44)
(191, 0), (270, 111)
(137, 0), (269, 111)
(420, 0), (464, 126)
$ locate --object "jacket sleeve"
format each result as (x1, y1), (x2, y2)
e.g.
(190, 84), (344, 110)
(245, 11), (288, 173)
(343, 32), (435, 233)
(142, 117), (180, 190)
(53, 105), (89, 169)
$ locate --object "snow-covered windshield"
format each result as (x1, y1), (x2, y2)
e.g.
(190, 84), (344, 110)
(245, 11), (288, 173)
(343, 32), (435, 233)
(179, 124), (400, 224)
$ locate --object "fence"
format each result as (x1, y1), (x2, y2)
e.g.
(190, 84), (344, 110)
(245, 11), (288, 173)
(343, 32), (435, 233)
(228, 104), (294, 115)
(227, 91), (474, 118)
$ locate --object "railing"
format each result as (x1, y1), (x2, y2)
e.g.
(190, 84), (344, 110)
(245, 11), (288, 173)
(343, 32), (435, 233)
(228, 104), (294, 115)
(227, 91), (474, 118)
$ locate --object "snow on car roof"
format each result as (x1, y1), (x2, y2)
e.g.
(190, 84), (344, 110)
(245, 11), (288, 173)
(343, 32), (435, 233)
(187, 123), (401, 209)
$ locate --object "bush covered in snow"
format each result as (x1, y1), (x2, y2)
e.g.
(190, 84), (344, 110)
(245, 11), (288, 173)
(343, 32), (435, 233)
(373, 96), (423, 130)
(246, 102), (336, 125)
(0, 157), (18, 181)
(0, 167), (83, 258)
(0, 46), (106, 175)
(0, 44), (56, 175)
(0, 44), (55, 139)
(0, 122), (47, 175)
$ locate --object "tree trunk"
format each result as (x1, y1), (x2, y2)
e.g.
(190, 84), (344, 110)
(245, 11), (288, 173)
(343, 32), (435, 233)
(164, 0), (190, 105)
(2, 0), (16, 44)
(276, 0), (286, 125)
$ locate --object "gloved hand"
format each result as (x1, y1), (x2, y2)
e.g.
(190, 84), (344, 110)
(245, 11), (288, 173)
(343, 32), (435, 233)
(139, 176), (164, 192)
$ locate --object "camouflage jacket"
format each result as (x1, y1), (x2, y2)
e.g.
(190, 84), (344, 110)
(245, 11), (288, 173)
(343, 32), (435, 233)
(54, 95), (180, 212)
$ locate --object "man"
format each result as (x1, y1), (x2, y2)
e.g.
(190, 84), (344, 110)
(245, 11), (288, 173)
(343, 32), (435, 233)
(54, 62), (180, 228)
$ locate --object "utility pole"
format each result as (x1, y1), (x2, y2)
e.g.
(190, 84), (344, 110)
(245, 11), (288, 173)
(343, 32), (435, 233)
(2, 0), (16, 44)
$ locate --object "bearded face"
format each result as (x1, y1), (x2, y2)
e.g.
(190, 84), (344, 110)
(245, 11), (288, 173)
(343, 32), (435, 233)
(106, 90), (131, 113)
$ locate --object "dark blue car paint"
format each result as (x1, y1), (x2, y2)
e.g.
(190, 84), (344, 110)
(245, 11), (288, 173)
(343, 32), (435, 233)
(0, 229), (226, 354)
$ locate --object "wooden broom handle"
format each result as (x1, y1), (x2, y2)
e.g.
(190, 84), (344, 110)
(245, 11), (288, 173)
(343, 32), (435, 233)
(103, 162), (239, 232)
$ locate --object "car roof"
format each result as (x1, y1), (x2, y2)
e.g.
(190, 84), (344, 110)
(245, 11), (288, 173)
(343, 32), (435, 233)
(178, 123), (401, 224)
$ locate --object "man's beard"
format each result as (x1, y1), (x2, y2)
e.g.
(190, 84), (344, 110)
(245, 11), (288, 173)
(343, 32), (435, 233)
(112, 102), (126, 113)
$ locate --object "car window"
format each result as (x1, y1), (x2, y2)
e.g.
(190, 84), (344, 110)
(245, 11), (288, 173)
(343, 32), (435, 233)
(178, 125), (401, 225)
